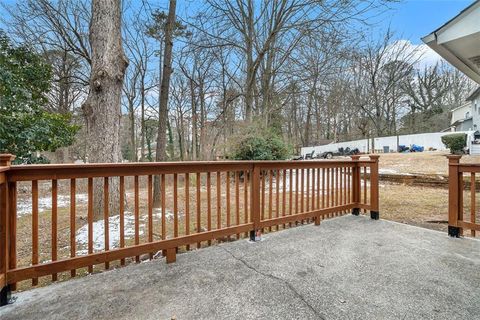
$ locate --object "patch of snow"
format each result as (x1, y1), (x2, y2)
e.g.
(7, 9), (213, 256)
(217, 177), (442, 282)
(76, 208), (174, 255)
(17, 194), (88, 217)
(379, 168), (398, 174)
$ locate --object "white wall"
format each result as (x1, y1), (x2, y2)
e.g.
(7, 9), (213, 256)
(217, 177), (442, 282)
(451, 104), (471, 125)
(301, 131), (475, 156)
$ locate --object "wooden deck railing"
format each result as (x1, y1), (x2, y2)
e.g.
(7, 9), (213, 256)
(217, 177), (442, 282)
(0, 154), (379, 304)
(448, 155), (480, 237)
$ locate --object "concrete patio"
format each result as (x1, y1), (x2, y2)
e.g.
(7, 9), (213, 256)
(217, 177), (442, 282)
(1, 215), (479, 320)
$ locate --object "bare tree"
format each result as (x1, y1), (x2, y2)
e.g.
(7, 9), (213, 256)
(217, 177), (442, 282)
(354, 32), (418, 136)
(153, 0), (176, 207)
(82, 0), (128, 218)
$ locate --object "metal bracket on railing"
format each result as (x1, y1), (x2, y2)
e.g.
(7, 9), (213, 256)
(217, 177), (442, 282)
(0, 285), (11, 306)
(448, 226), (460, 238)
(352, 208), (360, 216)
(370, 211), (379, 220)
(249, 230), (261, 242)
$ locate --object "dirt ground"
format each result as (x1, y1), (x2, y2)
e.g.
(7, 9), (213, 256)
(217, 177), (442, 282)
(374, 151), (479, 233)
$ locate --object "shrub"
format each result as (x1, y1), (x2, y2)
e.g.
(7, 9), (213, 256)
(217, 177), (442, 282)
(229, 127), (290, 160)
(441, 133), (466, 154)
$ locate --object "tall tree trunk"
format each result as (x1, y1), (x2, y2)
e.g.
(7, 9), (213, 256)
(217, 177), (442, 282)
(140, 73), (146, 161)
(153, 0), (176, 207)
(128, 98), (137, 161)
(199, 79), (206, 160)
(82, 0), (128, 219)
(244, 0), (254, 122)
(190, 78), (198, 160)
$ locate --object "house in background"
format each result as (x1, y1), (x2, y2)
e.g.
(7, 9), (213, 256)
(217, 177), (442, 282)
(447, 87), (480, 132)
(423, 0), (480, 153)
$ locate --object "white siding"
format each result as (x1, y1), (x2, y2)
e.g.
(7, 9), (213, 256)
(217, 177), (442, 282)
(451, 104), (471, 125)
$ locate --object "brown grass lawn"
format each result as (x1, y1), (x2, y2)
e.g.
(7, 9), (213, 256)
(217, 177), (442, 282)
(378, 151), (480, 175)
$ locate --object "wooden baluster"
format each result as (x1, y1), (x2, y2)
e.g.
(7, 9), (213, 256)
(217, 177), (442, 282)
(331, 168), (335, 215)
(317, 168), (321, 209)
(344, 166), (347, 212)
(339, 167), (343, 214)
(301, 169), (305, 220)
(333, 168), (336, 215)
(363, 166), (367, 213)
(275, 169), (280, 230)
(174, 174), (179, 238)
(306, 168), (310, 215)
(148, 175), (153, 259)
(226, 172), (231, 238)
(161, 174), (166, 242)
(289, 169), (293, 227)
(244, 170), (249, 237)
(344, 167), (347, 211)
(32, 180), (39, 285)
(261, 171), (265, 223)
(338, 167), (342, 214)
(347, 167), (351, 204)
(322, 168), (325, 210)
(235, 171), (240, 238)
(103, 177), (109, 269)
(335, 168), (339, 216)
(268, 170), (273, 231)
(471, 172), (476, 237)
(70, 178), (76, 277)
(295, 169), (299, 220)
(331, 168), (335, 216)
(8, 181), (17, 290)
(51, 179), (58, 281)
(251, 165), (261, 239)
(311, 168), (315, 211)
(207, 172), (211, 244)
(342, 167), (346, 213)
(196, 172), (201, 248)
(216, 172), (221, 232)
(134, 176), (140, 262)
(282, 169), (287, 228)
(326, 168), (330, 214)
(119, 176), (125, 266)
(186, 173), (190, 250)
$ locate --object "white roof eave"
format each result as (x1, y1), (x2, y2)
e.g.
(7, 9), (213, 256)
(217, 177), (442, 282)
(421, 1), (480, 85)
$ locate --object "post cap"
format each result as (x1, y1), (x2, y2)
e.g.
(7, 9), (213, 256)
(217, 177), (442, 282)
(369, 155), (380, 160)
(0, 154), (15, 166)
(446, 154), (462, 163)
(350, 155), (361, 161)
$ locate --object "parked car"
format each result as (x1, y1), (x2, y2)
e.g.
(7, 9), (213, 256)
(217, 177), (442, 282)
(319, 147), (360, 159)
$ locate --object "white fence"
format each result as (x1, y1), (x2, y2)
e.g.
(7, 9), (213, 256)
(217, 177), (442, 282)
(301, 131), (475, 156)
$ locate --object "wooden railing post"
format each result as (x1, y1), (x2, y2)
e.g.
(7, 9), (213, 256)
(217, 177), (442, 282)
(447, 155), (462, 237)
(0, 154), (15, 306)
(350, 155), (361, 215)
(369, 155), (380, 220)
(250, 164), (261, 241)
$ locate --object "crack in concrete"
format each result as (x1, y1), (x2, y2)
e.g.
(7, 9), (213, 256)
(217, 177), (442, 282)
(220, 246), (325, 320)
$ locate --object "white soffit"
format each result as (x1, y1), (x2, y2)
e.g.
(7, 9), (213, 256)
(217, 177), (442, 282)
(422, 1), (480, 84)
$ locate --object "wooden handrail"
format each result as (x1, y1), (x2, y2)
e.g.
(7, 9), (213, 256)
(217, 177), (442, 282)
(0, 154), (379, 299)
(7, 160), (374, 182)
